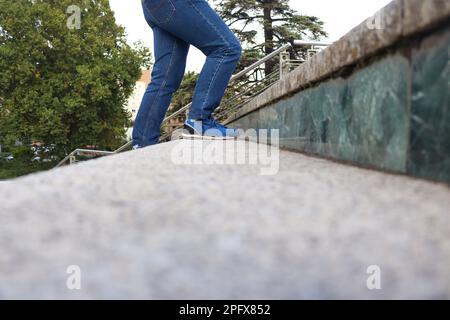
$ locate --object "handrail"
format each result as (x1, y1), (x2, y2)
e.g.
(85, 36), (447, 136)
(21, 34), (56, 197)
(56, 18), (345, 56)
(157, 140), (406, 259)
(162, 43), (293, 124)
(230, 43), (293, 80)
(56, 152), (77, 168)
(57, 40), (331, 167)
(292, 40), (332, 47)
(114, 141), (133, 153)
(56, 149), (114, 167)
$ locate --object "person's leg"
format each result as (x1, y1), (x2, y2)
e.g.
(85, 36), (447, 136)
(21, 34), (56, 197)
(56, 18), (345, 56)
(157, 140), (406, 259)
(142, 0), (242, 121)
(132, 21), (190, 147)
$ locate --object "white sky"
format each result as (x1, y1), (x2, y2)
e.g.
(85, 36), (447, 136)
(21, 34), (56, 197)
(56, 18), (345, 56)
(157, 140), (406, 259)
(109, 0), (392, 72)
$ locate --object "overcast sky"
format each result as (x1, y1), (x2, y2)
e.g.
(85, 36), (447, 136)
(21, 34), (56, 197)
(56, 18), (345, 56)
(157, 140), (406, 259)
(109, 0), (392, 72)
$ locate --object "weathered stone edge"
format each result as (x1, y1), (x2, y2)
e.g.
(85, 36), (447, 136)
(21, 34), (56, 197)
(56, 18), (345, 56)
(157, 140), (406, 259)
(226, 0), (450, 124)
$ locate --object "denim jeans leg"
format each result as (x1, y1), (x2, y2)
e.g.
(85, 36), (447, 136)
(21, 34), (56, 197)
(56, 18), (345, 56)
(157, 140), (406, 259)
(141, 0), (242, 121)
(184, 1), (242, 119)
(132, 24), (189, 147)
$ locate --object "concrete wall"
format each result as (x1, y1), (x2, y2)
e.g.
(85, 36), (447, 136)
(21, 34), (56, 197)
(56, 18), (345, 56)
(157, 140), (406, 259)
(229, 0), (450, 184)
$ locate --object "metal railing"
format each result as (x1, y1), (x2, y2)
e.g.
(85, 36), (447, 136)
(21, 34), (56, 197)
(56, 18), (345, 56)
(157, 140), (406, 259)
(56, 40), (331, 167)
(56, 149), (115, 167)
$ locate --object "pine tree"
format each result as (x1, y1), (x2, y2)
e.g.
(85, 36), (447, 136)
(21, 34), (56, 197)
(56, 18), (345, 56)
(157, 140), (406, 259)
(213, 0), (327, 74)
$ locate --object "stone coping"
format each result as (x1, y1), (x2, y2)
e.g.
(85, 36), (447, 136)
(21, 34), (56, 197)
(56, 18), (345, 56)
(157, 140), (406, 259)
(226, 0), (450, 124)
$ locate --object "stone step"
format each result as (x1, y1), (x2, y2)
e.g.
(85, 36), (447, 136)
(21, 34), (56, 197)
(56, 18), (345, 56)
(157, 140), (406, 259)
(0, 141), (449, 299)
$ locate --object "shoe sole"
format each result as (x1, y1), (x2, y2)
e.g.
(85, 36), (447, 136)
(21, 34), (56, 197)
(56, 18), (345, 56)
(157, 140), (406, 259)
(181, 133), (236, 141)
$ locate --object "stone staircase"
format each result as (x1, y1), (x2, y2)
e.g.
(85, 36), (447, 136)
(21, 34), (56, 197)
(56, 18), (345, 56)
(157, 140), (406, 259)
(1, 140), (449, 299)
(1, 0), (449, 299)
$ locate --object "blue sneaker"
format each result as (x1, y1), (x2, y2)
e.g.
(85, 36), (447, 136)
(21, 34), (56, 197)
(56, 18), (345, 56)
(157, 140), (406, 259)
(183, 118), (239, 140)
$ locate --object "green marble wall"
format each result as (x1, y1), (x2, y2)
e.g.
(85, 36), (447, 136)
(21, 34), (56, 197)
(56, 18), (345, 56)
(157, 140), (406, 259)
(409, 29), (450, 183)
(231, 27), (450, 183)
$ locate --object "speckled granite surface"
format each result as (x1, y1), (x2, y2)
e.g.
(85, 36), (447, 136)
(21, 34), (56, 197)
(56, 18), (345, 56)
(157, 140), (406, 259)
(0, 141), (449, 299)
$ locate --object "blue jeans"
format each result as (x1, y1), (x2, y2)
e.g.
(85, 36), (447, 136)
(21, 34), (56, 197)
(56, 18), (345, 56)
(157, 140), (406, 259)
(132, 0), (242, 147)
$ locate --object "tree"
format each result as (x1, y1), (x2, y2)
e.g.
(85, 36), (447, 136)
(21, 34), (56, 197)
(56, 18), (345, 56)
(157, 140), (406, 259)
(213, 0), (327, 74)
(0, 0), (151, 158)
(169, 71), (199, 116)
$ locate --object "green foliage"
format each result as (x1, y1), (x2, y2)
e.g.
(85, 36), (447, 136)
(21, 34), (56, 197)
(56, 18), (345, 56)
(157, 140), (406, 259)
(214, 0), (327, 46)
(11, 145), (34, 162)
(0, 158), (54, 180)
(0, 144), (52, 179)
(213, 0), (327, 73)
(0, 0), (151, 158)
